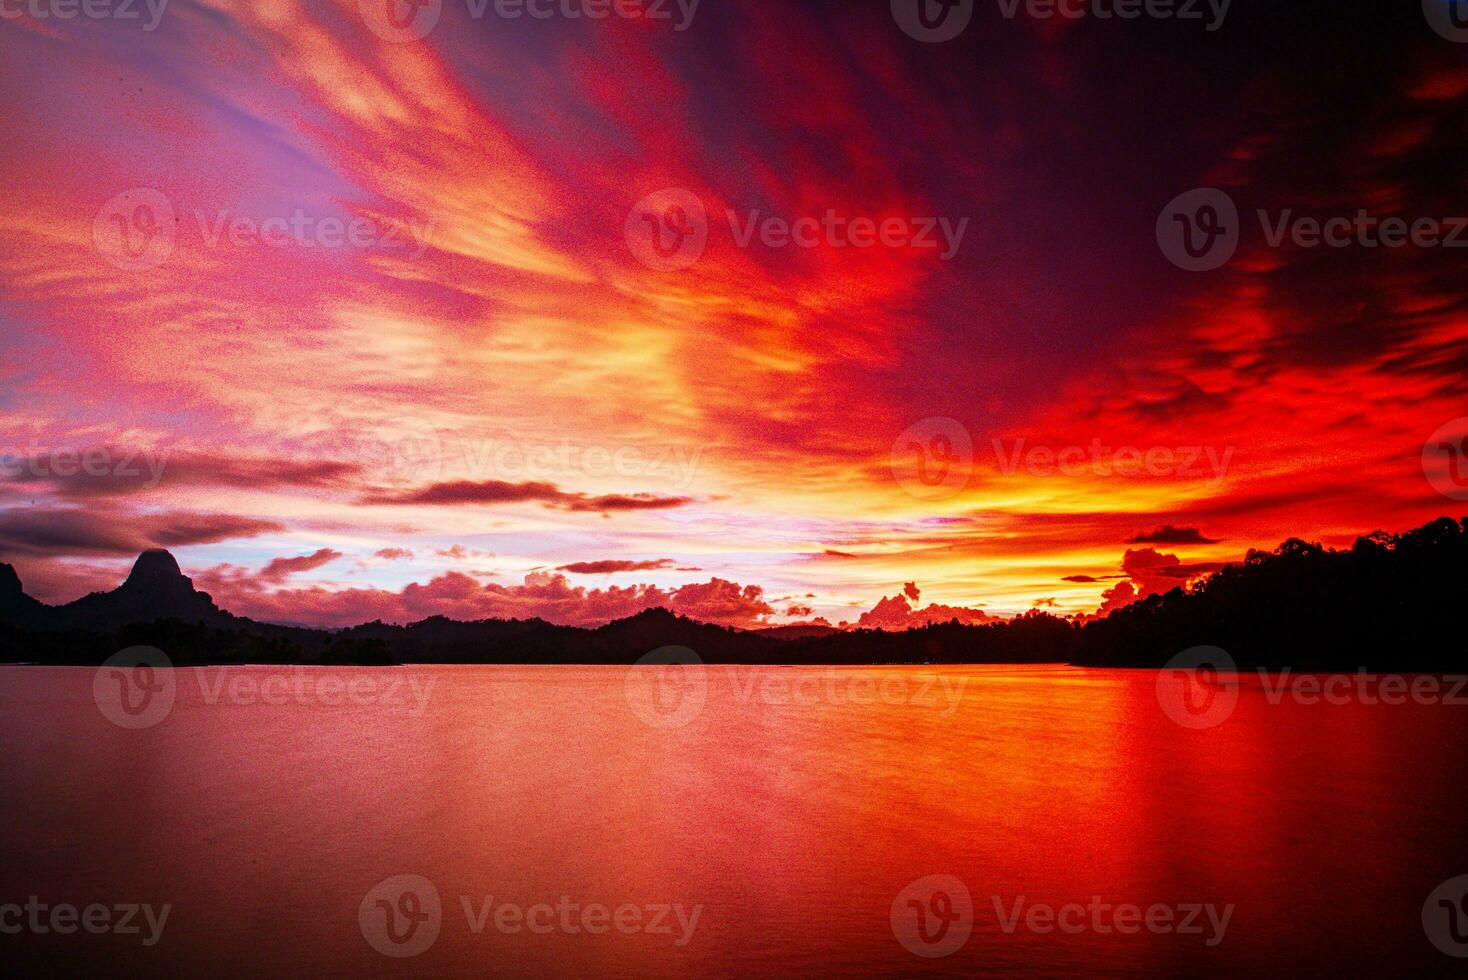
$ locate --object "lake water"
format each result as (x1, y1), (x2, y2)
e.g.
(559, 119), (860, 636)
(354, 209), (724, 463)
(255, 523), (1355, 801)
(1, 664), (1466, 976)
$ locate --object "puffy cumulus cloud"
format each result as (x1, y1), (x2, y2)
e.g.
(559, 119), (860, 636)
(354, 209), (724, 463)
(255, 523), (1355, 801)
(1123, 548), (1225, 593)
(374, 547), (414, 560)
(1094, 548), (1227, 617)
(192, 568), (777, 630)
(854, 587), (995, 631)
(1095, 580), (1139, 619)
(664, 579), (775, 626)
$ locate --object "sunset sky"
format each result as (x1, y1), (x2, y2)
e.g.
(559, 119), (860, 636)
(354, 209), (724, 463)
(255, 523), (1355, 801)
(1, 0), (1465, 629)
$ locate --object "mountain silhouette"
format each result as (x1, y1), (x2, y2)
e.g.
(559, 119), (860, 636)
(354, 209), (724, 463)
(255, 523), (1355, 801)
(0, 561), (47, 628)
(1, 516), (1465, 667)
(0, 549), (241, 635)
(68, 549), (232, 629)
(55, 549), (233, 632)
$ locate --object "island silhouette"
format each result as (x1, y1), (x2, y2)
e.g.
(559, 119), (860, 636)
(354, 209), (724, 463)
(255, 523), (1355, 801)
(2, 517), (1464, 668)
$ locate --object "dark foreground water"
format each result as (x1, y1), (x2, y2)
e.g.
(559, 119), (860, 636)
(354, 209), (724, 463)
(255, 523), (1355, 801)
(1, 664), (1466, 977)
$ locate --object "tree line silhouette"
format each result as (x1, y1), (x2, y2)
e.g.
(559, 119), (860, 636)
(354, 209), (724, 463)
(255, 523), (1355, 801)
(1, 517), (1463, 668)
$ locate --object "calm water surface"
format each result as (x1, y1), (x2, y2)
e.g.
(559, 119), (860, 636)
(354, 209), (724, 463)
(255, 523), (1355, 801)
(1, 664), (1465, 976)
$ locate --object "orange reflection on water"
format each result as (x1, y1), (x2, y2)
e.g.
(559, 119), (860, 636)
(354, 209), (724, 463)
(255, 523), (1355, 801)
(1, 664), (1465, 977)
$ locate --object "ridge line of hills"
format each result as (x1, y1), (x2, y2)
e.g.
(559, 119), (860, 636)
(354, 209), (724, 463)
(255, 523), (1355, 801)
(2, 517), (1465, 667)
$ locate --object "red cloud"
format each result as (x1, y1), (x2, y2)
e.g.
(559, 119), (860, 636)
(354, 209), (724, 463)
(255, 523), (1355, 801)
(361, 480), (693, 514)
(3, 450), (361, 498)
(0, 507), (283, 558)
(1094, 548), (1227, 617)
(190, 568), (777, 630)
(855, 586), (994, 630)
(258, 548), (342, 584)
(556, 559), (675, 574)
(1127, 525), (1220, 545)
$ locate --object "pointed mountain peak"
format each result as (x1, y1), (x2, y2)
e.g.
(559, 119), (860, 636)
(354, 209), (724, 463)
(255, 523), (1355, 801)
(55, 549), (225, 629)
(0, 563), (22, 598)
(123, 549), (186, 589)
